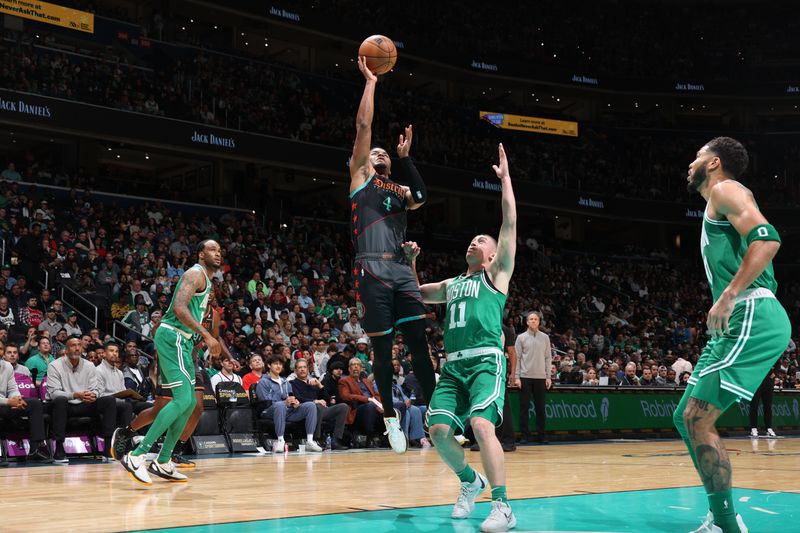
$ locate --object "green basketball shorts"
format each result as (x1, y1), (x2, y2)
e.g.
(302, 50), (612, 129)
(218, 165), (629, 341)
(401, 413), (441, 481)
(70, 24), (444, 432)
(153, 324), (196, 391)
(689, 295), (790, 410)
(427, 348), (506, 432)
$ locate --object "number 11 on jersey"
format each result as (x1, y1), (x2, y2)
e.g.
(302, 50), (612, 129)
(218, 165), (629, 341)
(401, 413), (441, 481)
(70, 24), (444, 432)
(448, 301), (467, 329)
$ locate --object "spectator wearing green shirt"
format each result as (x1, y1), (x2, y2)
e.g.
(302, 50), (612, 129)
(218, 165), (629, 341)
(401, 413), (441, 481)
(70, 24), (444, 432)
(24, 336), (54, 384)
(0, 163), (21, 181)
(246, 272), (262, 298)
(317, 296), (335, 320)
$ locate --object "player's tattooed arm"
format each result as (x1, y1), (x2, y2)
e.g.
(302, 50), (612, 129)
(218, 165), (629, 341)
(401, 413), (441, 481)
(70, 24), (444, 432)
(488, 143), (516, 293)
(172, 269), (220, 355)
(403, 241), (450, 304)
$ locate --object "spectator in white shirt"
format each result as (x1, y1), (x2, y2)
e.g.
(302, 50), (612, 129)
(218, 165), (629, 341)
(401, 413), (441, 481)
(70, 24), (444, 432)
(209, 356), (243, 392)
(342, 313), (364, 341)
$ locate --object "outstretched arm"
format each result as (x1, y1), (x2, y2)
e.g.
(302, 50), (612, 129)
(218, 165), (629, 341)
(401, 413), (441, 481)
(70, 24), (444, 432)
(403, 241), (451, 304)
(487, 143), (517, 293)
(349, 57), (378, 192)
(706, 181), (781, 337)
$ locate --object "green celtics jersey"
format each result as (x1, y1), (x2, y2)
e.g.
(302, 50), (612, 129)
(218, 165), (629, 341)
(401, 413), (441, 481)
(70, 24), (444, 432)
(161, 264), (212, 335)
(443, 270), (507, 354)
(701, 207), (777, 303)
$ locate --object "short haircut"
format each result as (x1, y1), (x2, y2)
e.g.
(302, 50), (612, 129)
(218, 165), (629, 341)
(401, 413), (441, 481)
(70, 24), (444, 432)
(103, 340), (119, 349)
(266, 354), (283, 366)
(196, 239), (214, 254)
(526, 311), (542, 321)
(294, 358), (308, 367)
(706, 137), (749, 179)
(348, 357), (362, 367)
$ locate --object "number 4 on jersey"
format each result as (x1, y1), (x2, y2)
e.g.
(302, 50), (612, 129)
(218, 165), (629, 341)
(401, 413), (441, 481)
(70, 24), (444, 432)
(383, 197), (392, 212)
(448, 301), (467, 329)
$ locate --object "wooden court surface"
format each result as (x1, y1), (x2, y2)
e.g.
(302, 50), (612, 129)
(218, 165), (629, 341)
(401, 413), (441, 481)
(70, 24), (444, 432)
(2, 437), (799, 532)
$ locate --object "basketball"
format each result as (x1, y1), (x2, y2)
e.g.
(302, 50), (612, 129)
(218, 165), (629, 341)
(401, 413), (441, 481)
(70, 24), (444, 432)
(359, 34), (397, 75)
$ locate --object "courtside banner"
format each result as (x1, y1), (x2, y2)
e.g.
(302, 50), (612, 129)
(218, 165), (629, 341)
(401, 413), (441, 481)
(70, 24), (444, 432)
(0, 0), (94, 33)
(480, 111), (578, 137)
(507, 389), (800, 432)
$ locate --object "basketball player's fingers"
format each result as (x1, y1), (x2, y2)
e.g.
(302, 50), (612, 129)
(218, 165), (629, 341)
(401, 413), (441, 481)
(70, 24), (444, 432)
(406, 125), (412, 143)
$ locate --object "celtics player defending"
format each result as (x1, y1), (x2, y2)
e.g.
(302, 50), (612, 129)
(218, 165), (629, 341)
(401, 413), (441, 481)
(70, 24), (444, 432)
(409, 143), (517, 532)
(349, 56), (437, 453)
(676, 137), (790, 533)
(120, 240), (222, 484)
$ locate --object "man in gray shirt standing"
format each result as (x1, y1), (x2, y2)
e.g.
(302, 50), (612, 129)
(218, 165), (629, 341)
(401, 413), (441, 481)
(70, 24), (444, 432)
(514, 312), (552, 444)
(46, 337), (117, 462)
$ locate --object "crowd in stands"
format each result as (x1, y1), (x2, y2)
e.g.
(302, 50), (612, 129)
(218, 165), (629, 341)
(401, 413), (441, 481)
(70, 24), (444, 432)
(1, 174), (799, 461)
(2, 24), (800, 206)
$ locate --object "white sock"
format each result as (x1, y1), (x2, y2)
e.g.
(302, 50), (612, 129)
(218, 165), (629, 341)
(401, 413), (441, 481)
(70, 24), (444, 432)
(307, 434), (314, 443)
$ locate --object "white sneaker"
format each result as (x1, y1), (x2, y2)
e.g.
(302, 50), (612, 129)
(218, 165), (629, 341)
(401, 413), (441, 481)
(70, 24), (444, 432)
(689, 511), (748, 533)
(766, 428), (777, 438)
(272, 440), (286, 454)
(454, 434), (468, 446)
(121, 452), (152, 485)
(305, 439), (323, 452)
(451, 471), (489, 519)
(420, 437), (432, 448)
(383, 410), (407, 454)
(749, 428), (759, 438)
(148, 460), (188, 482)
(480, 500), (516, 532)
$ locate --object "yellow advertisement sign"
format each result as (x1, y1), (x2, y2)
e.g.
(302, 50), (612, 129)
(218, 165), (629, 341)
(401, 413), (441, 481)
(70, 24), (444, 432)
(480, 111), (578, 137)
(0, 0), (94, 33)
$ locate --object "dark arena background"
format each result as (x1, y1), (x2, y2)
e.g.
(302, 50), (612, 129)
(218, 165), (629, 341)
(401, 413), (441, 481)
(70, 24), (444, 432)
(0, 1), (798, 532)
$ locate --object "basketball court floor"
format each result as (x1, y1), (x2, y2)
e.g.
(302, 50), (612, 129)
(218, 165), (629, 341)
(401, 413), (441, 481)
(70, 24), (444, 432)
(3, 438), (798, 532)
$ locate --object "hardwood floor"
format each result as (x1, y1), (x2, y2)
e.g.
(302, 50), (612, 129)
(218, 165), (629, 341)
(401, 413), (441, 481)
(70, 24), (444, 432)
(2, 438), (798, 532)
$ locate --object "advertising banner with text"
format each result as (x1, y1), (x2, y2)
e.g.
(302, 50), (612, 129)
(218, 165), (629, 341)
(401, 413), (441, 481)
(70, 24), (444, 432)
(0, 0), (93, 33)
(507, 389), (800, 432)
(480, 111), (578, 137)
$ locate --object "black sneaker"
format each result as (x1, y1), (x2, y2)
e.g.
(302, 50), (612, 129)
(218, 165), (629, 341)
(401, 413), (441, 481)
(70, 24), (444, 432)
(53, 442), (69, 464)
(332, 438), (350, 451)
(111, 427), (135, 461)
(501, 442), (517, 452)
(470, 442), (481, 452)
(171, 453), (196, 469)
(28, 442), (54, 463)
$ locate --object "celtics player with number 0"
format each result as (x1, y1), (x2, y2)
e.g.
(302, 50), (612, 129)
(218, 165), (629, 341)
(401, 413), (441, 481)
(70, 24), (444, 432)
(120, 239), (222, 485)
(676, 137), (790, 533)
(407, 143), (517, 532)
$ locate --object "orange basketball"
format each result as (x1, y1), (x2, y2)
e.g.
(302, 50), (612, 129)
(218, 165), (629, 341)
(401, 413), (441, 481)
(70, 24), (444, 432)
(358, 35), (397, 75)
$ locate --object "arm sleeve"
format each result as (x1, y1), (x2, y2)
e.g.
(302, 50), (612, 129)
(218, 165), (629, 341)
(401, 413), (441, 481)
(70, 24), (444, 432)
(1, 367), (20, 404)
(514, 336), (524, 378)
(88, 366), (102, 397)
(544, 337), (553, 377)
(396, 157), (427, 204)
(46, 363), (71, 400)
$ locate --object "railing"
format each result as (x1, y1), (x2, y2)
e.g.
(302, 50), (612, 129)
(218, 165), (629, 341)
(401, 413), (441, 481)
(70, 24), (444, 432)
(59, 284), (99, 328)
(0, 237), (5, 267)
(111, 320), (155, 362)
(112, 320), (153, 344)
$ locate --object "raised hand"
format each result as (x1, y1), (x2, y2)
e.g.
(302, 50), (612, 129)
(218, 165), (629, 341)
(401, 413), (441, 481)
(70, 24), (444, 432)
(492, 142), (510, 181)
(357, 56), (378, 83)
(402, 241), (420, 262)
(397, 124), (413, 157)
